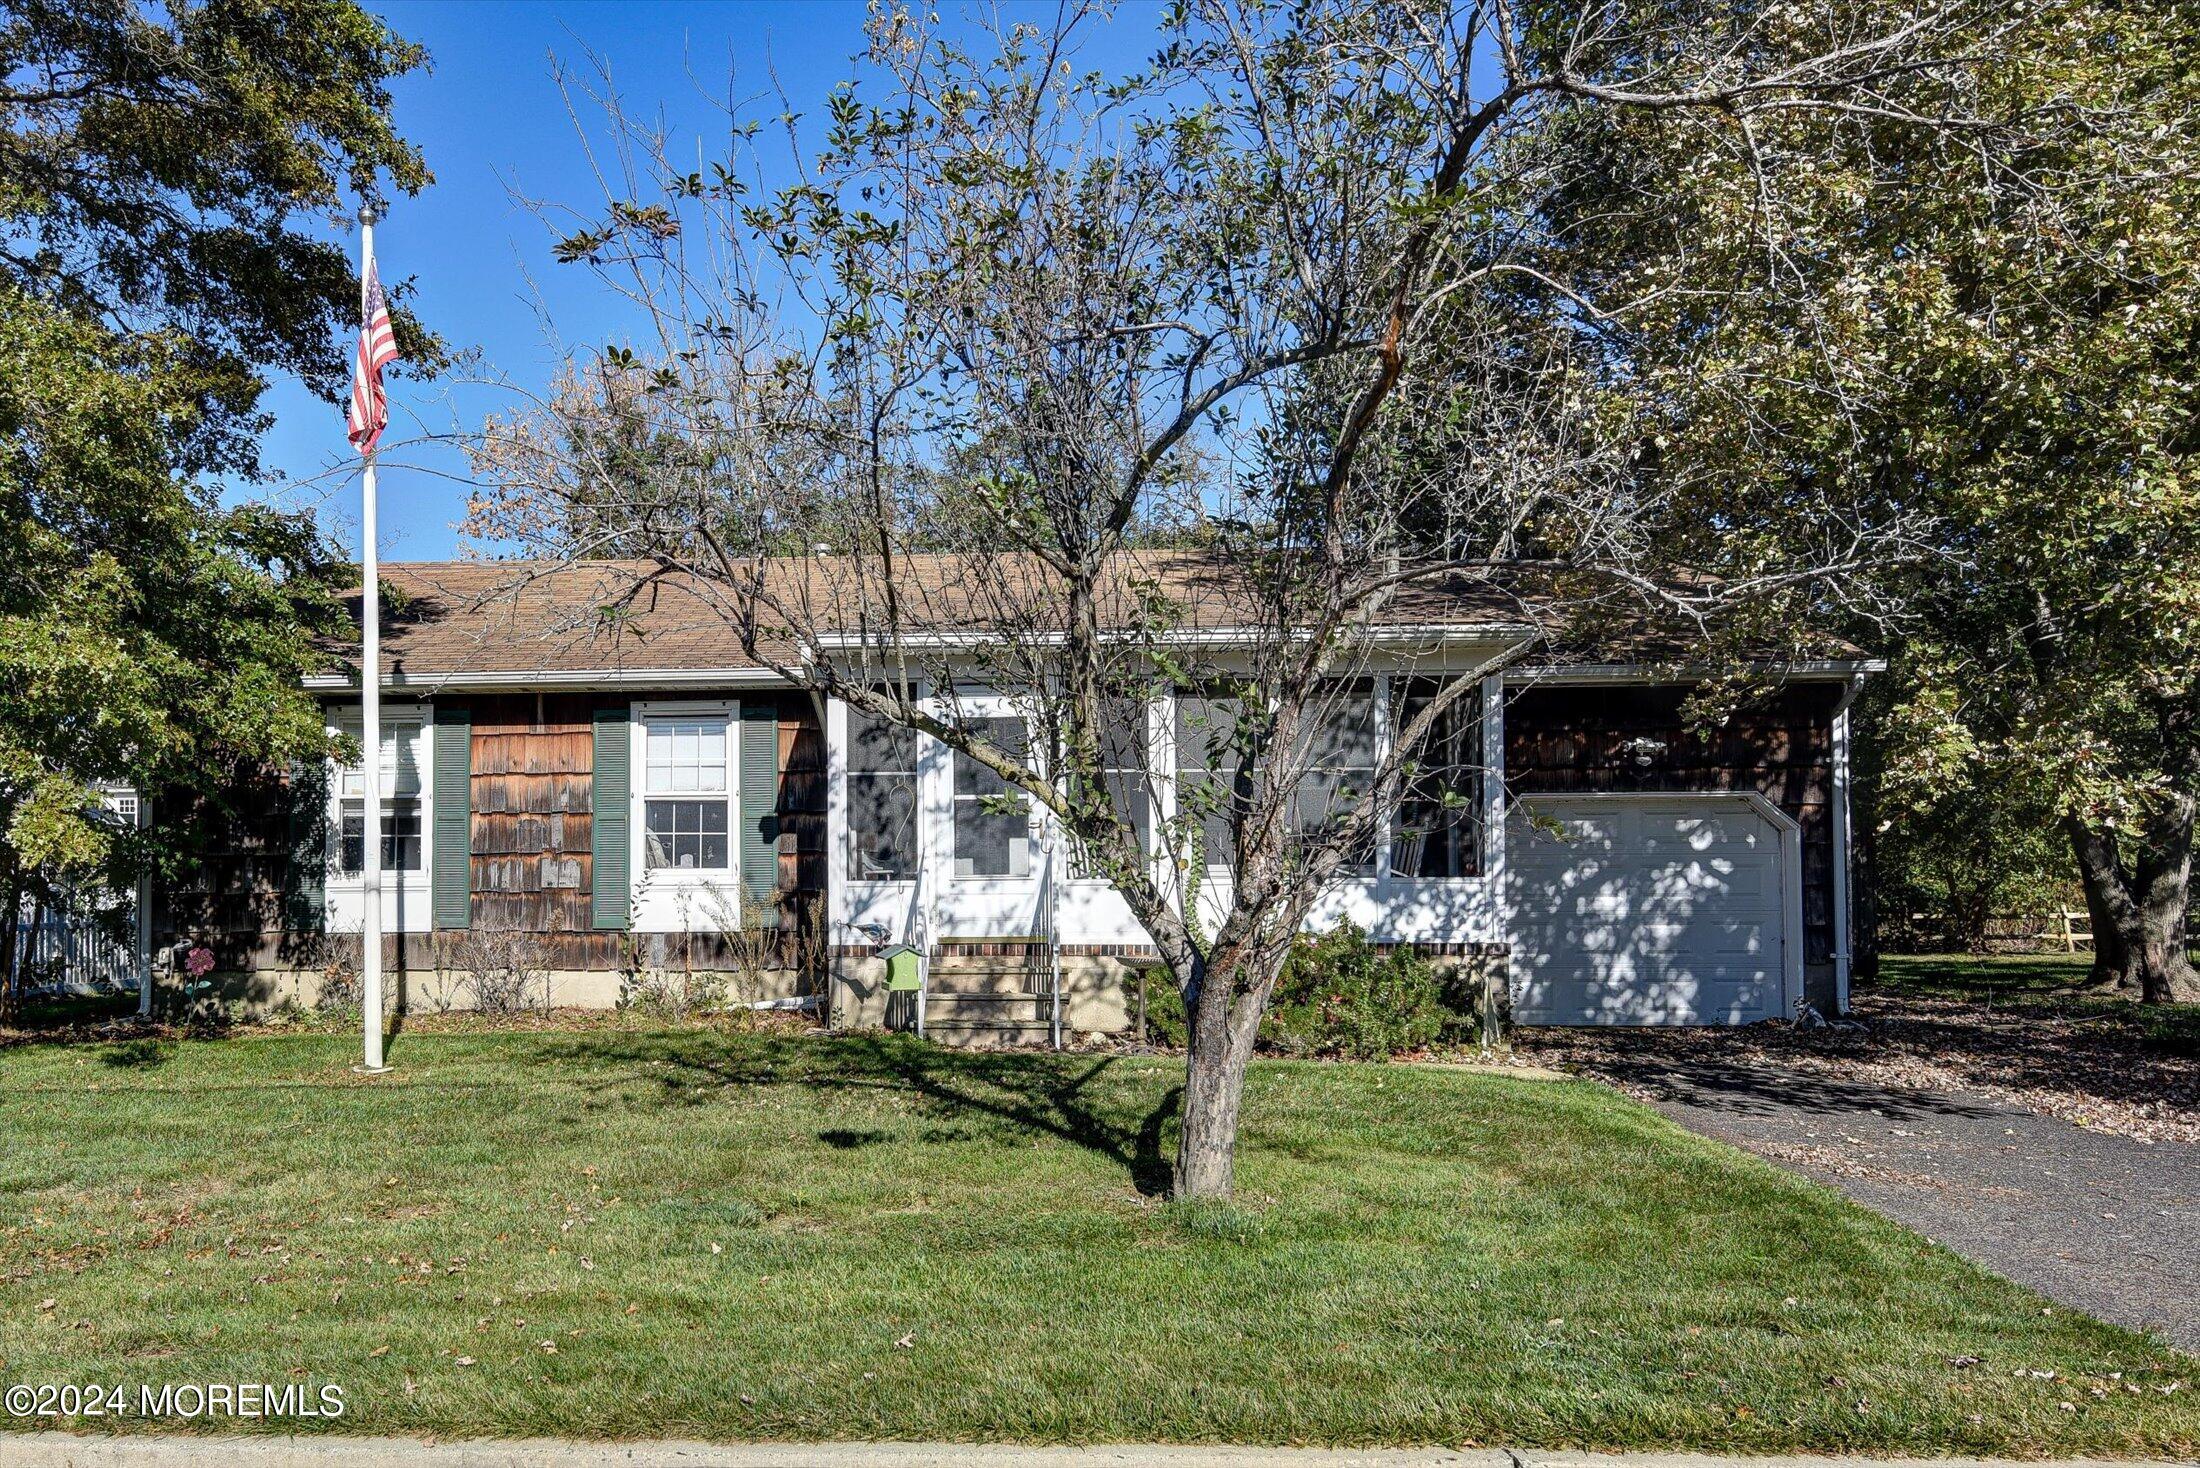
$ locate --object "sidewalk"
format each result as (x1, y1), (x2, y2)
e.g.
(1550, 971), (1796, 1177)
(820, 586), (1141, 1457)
(0, 1437), (2186, 1468)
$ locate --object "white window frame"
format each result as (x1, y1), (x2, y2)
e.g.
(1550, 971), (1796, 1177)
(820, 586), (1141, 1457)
(630, 699), (739, 886)
(325, 704), (432, 889)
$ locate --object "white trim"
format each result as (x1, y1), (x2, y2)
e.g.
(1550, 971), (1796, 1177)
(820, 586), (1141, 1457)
(814, 623), (1533, 652)
(1480, 674), (1506, 895)
(323, 703), (432, 892)
(629, 699), (739, 891)
(305, 667), (790, 693)
(1371, 675), (1395, 878)
(1829, 677), (1863, 1015)
(824, 693), (850, 941)
(1507, 659), (1885, 686)
(1508, 790), (1806, 1022)
(306, 650), (1879, 696)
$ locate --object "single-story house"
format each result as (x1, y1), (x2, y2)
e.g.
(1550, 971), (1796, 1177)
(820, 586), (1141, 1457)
(154, 558), (1874, 1038)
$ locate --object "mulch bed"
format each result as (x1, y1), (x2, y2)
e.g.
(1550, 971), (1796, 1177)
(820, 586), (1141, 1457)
(1520, 986), (2200, 1145)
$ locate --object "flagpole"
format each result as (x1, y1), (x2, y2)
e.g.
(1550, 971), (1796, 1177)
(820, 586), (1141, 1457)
(358, 204), (388, 1074)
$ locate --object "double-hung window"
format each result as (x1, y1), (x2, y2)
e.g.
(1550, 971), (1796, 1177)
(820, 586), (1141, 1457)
(332, 708), (426, 875)
(846, 702), (919, 880)
(1390, 677), (1484, 879)
(642, 709), (732, 872)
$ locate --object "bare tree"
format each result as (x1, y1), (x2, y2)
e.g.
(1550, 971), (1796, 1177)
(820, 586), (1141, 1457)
(469, 0), (1992, 1198)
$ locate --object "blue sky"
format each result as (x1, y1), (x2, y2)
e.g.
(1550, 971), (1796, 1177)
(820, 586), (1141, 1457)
(262, 1), (1164, 565)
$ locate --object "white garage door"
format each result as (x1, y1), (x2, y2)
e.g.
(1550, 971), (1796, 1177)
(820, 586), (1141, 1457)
(1507, 795), (1798, 1026)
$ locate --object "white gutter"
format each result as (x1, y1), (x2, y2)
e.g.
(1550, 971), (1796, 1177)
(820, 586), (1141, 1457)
(809, 622), (1536, 651)
(304, 666), (794, 693)
(1507, 658), (1886, 685)
(307, 648), (1881, 695)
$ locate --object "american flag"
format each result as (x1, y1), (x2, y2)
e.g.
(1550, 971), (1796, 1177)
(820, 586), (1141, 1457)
(346, 254), (401, 455)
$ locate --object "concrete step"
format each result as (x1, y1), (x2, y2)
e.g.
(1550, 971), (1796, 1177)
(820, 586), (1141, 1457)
(924, 992), (1049, 1023)
(919, 1021), (1055, 1049)
(928, 972), (1043, 996)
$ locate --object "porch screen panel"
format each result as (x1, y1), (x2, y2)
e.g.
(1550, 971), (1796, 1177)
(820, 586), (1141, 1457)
(1172, 694), (1243, 871)
(1289, 679), (1378, 874)
(1390, 678), (1483, 878)
(952, 716), (1031, 879)
(1070, 699), (1151, 877)
(846, 703), (918, 879)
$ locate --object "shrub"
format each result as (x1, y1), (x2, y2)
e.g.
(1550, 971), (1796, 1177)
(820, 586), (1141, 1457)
(1140, 968), (1188, 1047)
(451, 929), (550, 1014)
(1262, 923), (1445, 1060)
(1138, 925), (1454, 1060)
(315, 959), (362, 1015)
(620, 965), (729, 1024)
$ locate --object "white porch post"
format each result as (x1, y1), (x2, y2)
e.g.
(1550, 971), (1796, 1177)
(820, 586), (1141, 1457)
(1830, 675), (1863, 1016)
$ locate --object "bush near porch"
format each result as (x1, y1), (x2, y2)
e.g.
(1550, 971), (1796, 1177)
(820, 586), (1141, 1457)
(1, 1026), (2193, 1453)
(1141, 922), (1462, 1057)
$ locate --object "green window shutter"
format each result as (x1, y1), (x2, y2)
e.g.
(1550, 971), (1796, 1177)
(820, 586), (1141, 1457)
(591, 703), (632, 931)
(739, 698), (780, 912)
(431, 706), (473, 930)
(282, 766), (327, 932)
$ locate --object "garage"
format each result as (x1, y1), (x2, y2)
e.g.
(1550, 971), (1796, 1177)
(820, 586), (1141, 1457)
(1506, 793), (1803, 1025)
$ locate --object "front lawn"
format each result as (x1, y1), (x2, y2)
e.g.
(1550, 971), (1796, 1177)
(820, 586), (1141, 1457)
(1, 1025), (2192, 1453)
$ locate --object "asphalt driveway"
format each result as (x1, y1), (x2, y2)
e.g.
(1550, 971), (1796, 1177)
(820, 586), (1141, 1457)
(1567, 1052), (2200, 1353)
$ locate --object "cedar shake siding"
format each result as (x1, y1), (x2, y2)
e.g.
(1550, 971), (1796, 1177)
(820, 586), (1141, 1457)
(1503, 682), (1841, 974)
(154, 695), (827, 983)
(469, 693), (599, 937)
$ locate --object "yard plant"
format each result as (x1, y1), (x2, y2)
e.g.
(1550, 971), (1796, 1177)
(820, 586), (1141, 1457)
(2, 1024), (2194, 1454)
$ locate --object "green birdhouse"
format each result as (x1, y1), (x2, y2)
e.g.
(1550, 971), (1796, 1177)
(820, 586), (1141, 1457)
(881, 944), (923, 992)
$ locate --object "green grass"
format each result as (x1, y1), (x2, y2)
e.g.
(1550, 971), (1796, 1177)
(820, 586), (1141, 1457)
(1872, 953), (2200, 1055)
(2, 1025), (2193, 1453)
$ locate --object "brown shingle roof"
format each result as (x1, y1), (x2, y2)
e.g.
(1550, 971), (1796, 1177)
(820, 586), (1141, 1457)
(335, 555), (1539, 684)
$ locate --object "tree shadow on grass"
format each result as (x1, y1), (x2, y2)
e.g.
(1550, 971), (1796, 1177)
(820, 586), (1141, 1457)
(539, 1032), (1182, 1196)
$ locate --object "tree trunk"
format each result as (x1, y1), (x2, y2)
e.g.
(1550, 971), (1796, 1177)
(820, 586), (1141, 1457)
(2132, 788), (2199, 1005)
(2066, 806), (2198, 1004)
(1173, 946), (1272, 1201)
(2065, 813), (2140, 991)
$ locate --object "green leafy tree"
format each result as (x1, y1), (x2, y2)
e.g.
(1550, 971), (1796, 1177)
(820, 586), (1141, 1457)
(0, 0), (432, 1010)
(1557, 0), (2200, 1001)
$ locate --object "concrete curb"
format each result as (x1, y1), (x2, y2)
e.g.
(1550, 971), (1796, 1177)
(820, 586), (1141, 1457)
(0, 1437), (2188, 1468)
